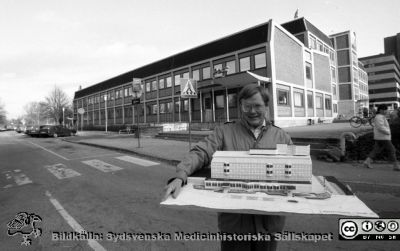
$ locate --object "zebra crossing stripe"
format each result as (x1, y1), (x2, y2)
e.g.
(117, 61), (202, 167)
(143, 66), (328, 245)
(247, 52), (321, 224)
(81, 159), (123, 172)
(115, 155), (159, 167)
(45, 164), (81, 179)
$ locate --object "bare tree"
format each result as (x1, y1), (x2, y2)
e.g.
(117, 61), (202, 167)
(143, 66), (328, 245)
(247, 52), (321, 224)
(0, 98), (7, 125)
(23, 101), (41, 125)
(44, 86), (71, 125)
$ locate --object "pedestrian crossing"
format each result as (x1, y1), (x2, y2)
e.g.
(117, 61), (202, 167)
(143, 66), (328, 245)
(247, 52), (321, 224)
(2, 155), (160, 188)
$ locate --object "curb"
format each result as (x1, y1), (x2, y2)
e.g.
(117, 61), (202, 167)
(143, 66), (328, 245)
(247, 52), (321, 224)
(63, 139), (181, 166)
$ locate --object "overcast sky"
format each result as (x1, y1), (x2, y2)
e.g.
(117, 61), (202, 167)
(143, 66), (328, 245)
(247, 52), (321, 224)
(1, 0), (399, 119)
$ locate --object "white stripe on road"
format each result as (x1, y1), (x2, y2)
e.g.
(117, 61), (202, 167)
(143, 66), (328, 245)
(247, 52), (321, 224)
(45, 164), (81, 179)
(45, 191), (106, 251)
(27, 141), (69, 160)
(115, 155), (159, 167)
(81, 159), (123, 172)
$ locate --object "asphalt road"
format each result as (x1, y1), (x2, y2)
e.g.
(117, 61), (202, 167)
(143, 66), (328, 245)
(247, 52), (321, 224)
(1, 131), (398, 251)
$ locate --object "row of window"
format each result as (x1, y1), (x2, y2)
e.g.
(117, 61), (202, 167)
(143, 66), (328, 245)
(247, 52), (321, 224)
(144, 51), (267, 92)
(308, 34), (336, 64)
(204, 181), (297, 191)
(277, 85), (332, 110)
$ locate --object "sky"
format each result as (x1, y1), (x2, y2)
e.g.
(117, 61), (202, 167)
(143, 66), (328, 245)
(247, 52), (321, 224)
(1, 0), (399, 119)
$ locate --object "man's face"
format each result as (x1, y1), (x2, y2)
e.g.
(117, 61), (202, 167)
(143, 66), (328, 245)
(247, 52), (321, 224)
(240, 92), (268, 128)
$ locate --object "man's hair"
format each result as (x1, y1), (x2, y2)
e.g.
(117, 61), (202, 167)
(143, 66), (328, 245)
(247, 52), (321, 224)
(238, 84), (269, 106)
(377, 104), (388, 112)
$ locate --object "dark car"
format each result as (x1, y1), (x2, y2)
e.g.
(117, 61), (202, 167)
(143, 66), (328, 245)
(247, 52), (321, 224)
(38, 125), (76, 137)
(26, 126), (40, 137)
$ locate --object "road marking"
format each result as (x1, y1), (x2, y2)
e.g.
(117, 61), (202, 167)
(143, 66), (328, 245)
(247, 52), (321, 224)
(69, 153), (120, 161)
(115, 155), (159, 167)
(81, 159), (123, 172)
(2, 170), (32, 188)
(45, 164), (81, 179)
(45, 191), (106, 251)
(27, 141), (69, 160)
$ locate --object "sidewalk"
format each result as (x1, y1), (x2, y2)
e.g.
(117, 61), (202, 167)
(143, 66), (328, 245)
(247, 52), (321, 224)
(65, 129), (400, 187)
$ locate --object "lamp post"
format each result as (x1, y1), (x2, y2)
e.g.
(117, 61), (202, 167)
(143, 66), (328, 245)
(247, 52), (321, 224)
(62, 107), (65, 126)
(132, 78), (143, 148)
(104, 95), (108, 133)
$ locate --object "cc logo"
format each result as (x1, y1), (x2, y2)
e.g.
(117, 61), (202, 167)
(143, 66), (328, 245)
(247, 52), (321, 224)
(374, 221), (386, 232)
(361, 221), (373, 232)
(341, 221), (358, 239)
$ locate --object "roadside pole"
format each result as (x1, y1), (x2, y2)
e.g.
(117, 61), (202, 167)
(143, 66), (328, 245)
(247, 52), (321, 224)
(132, 78), (143, 148)
(180, 78), (197, 150)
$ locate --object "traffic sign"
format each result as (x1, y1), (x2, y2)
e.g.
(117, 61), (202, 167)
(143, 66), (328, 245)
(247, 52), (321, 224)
(180, 78), (197, 98)
(77, 108), (85, 114)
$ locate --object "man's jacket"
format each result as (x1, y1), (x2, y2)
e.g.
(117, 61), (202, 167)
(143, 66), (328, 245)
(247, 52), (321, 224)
(176, 120), (293, 182)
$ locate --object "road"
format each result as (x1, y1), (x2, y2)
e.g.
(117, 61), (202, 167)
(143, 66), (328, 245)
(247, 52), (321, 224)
(1, 131), (398, 251)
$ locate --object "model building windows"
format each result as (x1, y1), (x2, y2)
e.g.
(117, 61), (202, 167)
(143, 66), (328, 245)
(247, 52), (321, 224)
(174, 75), (180, 86)
(159, 79), (165, 89)
(151, 80), (157, 91)
(285, 164), (292, 176)
(266, 164), (273, 177)
(239, 57), (251, 72)
(223, 163), (230, 175)
(146, 82), (151, 92)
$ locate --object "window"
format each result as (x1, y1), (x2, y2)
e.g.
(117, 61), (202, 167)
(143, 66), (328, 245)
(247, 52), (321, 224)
(228, 93), (237, 107)
(325, 95), (332, 110)
(226, 60), (236, 75)
(339, 84), (352, 100)
(254, 53), (266, 68)
(309, 35), (317, 49)
(315, 95), (323, 109)
(175, 101), (180, 112)
(159, 79), (165, 89)
(183, 100), (189, 111)
(166, 102), (172, 112)
(202, 67), (210, 79)
(329, 50), (336, 62)
(331, 67), (336, 82)
(124, 87), (129, 97)
(305, 50), (312, 61)
(306, 62), (313, 88)
(294, 91), (304, 107)
(159, 103), (165, 113)
(332, 84), (337, 96)
(333, 104), (338, 113)
(183, 72), (189, 79)
(192, 69), (200, 81)
(239, 57), (250, 72)
(307, 92), (313, 108)
(338, 67), (351, 82)
(336, 34), (349, 49)
(146, 82), (151, 92)
(277, 89), (289, 105)
(166, 77), (172, 88)
(353, 68), (358, 83)
(337, 50), (350, 66)
(152, 104), (158, 114)
(317, 41), (323, 52)
(213, 63), (222, 73)
(215, 95), (224, 108)
(174, 75), (180, 86)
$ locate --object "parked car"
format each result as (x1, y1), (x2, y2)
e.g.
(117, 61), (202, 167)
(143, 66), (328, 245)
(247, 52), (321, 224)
(38, 125), (76, 137)
(27, 126), (41, 137)
(15, 126), (24, 133)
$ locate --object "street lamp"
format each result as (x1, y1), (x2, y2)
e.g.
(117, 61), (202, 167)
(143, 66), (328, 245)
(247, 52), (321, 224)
(62, 107), (65, 126)
(132, 79), (143, 148)
(104, 95), (108, 133)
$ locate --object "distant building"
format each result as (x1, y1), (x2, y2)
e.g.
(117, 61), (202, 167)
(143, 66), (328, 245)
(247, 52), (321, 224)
(329, 31), (369, 117)
(73, 17), (339, 128)
(359, 54), (400, 110)
(384, 33), (400, 62)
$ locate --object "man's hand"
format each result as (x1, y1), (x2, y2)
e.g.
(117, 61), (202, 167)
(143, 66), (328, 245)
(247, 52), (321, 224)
(162, 178), (183, 201)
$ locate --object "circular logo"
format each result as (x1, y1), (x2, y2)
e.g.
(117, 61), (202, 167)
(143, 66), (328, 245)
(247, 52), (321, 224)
(362, 221), (373, 232)
(341, 221), (358, 239)
(374, 221), (386, 232)
(387, 221), (399, 232)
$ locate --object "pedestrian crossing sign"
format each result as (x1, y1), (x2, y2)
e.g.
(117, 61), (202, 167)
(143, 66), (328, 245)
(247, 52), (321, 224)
(180, 78), (198, 98)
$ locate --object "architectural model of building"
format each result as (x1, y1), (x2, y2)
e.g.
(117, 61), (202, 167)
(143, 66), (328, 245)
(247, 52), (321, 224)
(203, 144), (312, 193)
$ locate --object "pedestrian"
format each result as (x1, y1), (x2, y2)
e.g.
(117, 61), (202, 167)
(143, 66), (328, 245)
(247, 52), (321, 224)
(363, 104), (400, 171)
(163, 84), (292, 251)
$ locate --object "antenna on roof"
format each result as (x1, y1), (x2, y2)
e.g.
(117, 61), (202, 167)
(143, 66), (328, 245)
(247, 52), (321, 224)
(294, 8), (299, 19)
(78, 85), (82, 90)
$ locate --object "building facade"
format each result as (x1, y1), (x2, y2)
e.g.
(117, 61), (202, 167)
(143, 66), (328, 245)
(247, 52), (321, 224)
(73, 18), (337, 128)
(359, 54), (400, 110)
(329, 31), (369, 117)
